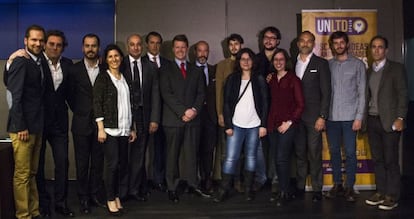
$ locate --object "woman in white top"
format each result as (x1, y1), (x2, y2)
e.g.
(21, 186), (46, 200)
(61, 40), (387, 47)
(214, 48), (268, 202)
(93, 44), (136, 216)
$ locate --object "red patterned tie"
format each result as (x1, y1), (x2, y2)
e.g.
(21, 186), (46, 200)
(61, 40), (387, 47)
(180, 62), (187, 79)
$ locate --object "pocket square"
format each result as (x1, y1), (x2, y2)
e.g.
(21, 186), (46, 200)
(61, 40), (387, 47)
(310, 69), (317, 73)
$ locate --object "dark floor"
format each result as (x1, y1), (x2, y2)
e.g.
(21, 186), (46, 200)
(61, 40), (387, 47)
(45, 181), (414, 219)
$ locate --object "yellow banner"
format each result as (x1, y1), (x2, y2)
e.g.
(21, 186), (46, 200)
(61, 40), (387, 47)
(302, 9), (377, 190)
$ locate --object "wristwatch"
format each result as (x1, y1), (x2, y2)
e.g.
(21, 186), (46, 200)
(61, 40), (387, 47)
(319, 114), (327, 120)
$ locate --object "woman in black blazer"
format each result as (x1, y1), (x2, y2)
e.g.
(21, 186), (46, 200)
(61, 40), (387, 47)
(93, 44), (136, 216)
(214, 48), (268, 202)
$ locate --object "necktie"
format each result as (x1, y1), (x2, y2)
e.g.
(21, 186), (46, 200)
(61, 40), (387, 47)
(180, 62), (187, 79)
(152, 56), (159, 68)
(202, 65), (208, 86)
(133, 60), (142, 105)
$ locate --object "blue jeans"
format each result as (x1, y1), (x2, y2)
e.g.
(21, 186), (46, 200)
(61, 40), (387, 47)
(326, 121), (357, 187)
(222, 125), (259, 174)
(269, 127), (296, 192)
(255, 141), (267, 185)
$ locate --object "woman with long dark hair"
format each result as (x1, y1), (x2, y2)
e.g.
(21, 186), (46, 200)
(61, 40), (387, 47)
(267, 48), (304, 206)
(93, 44), (136, 216)
(214, 48), (268, 202)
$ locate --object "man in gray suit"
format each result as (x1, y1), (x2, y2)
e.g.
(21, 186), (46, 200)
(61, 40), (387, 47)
(364, 35), (408, 210)
(293, 31), (331, 202)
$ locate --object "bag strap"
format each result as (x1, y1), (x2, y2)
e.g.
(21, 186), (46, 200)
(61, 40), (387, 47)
(236, 80), (251, 104)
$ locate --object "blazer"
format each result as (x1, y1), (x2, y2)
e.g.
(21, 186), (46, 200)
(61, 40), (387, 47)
(121, 56), (161, 128)
(41, 55), (73, 132)
(223, 71), (268, 130)
(160, 60), (205, 127)
(67, 60), (102, 135)
(197, 63), (217, 124)
(7, 56), (45, 134)
(366, 60), (408, 132)
(294, 54), (331, 124)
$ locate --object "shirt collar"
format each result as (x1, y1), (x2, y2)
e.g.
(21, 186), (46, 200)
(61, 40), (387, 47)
(129, 55), (141, 63)
(297, 52), (313, 63)
(26, 49), (40, 62)
(175, 58), (186, 67)
(43, 52), (61, 65)
(372, 59), (386, 72)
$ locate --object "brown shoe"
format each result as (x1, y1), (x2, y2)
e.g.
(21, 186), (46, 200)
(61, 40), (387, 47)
(378, 196), (398, 210)
(365, 192), (385, 206)
(325, 184), (344, 198)
(344, 187), (356, 202)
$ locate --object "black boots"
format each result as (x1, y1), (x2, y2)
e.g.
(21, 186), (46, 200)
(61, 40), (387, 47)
(244, 171), (255, 201)
(214, 174), (232, 203)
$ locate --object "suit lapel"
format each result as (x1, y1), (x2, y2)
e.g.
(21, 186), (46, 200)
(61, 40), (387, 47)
(301, 55), (315, 81)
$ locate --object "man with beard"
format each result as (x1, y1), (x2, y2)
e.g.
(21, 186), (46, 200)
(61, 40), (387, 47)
(325, 31), (366, 202)
(6, 24), (45, 219)
(293, 31), (331, 202)
(67, 33), (106, 214)
(194, 40), (217, 193)
(255, 26), (282, 196)
(214, 34), (243, 189)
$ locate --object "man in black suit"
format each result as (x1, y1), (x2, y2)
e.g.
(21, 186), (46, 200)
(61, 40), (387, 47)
(37, 30), (74, 217)
(120, 34), (160, 202)
(365, 35), (408, 210)
(160, 34), (207, 202)
(193, 40), (217, 193)
(142, 31), (169, 192)
(67, 33), (106, 214)
(6, 24), (46, 219)
(293, 31), (331, 201)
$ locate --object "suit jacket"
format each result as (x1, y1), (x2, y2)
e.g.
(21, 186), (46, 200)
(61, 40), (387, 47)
(7, 56), (45, 134)
(294, 54), (331, 124)
(366, 60), (408, 132)
(67, 60), (102, 135)
(142, 54), (169, 72)
(121, 56), (161, 128)
(41, 55), (73, 132)
(215, 58), (235, 117)
(160, 60), (205, 127)
(197, 63), (217, 124)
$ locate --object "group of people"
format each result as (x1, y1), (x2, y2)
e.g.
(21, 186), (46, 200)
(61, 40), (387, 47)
(4, 24), (407, 219)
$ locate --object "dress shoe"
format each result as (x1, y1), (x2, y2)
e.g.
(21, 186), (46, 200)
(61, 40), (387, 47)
(344, 187), (356, 202)
(325, 184), (344, 198)
(90, 196), (107, 208)
(55, 206), (75, 217)
(188, 186), (211, 198)
(80, 200), (90, 214)
(168, 191), (179, 203)
(129, 193), (148, 202)
(154, 183), (167, 192)
(312, 191), (323, 202)
(107, 207), (122, 216)
(39, 207), (51, 218)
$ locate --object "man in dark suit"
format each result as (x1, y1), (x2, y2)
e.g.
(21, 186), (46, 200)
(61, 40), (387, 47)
(293, 31), (331, 202)
(37, 30), (74, 217)
(364, 36), (408, 211)
(6, 24), (46, 219)
(142, 31), (169, 192)
(193, 40), (217, 193)
(120, 34), (160, 202)
(67, 33), (106, 214)
(160, 34), (207, 202)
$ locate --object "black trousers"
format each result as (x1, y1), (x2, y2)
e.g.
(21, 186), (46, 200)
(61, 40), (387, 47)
(367, 115), (401, 200)
(73, 131), (104, 202)
(37, 127), (69, 209)
(126, 108), (149, 198)
(150, 126), (166, 185)
(199, 108), (217, 182)
(103, 135), (129, 201)
(164, 125), (200, 191)
(294, 120), (323, 192)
